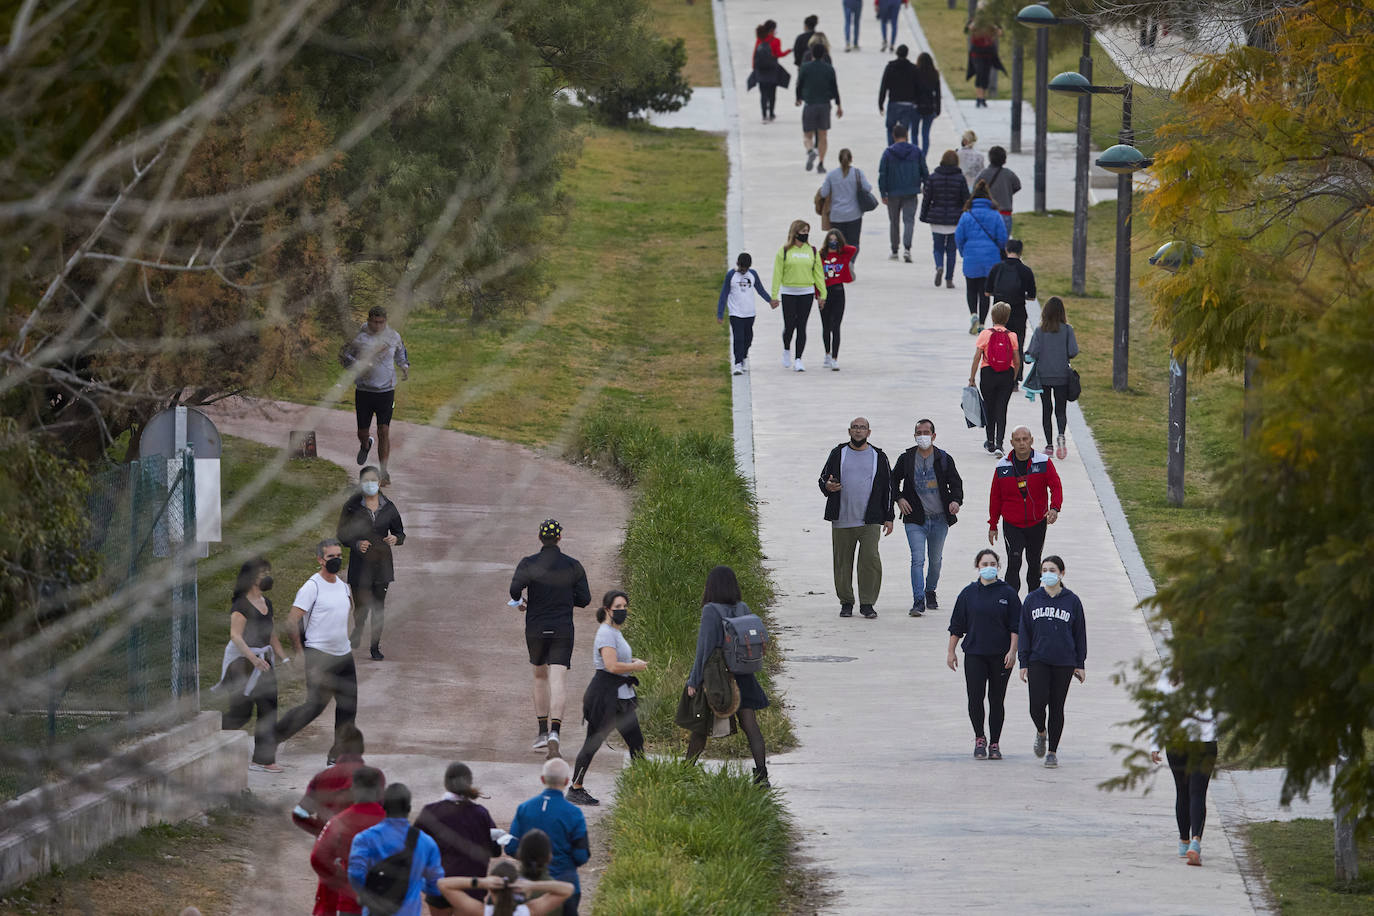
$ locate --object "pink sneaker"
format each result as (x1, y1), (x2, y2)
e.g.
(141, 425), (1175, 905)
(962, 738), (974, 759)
(1055, 435), (1068, 460)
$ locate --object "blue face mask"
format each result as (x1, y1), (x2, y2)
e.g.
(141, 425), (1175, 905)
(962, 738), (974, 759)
(978, 566), (999, 582)
(1040, 571), (1060, 588)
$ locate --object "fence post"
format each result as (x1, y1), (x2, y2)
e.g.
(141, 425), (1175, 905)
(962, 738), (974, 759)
(171, 448), (200, 712)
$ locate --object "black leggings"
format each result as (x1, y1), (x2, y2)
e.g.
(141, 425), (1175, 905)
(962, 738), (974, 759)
(686, 707), (767, 771)
(1041, 383), (1069, 444)
(1003, 519), (1047, 593)
(1027, 663), (1075, 752)
(820, 284), (846, 358)
(966, 275), (989, 320)
(963, 653), (1012, 742)
(781, 293), (814, 358)
(221, 660), (279, 765)
(1167, 743), (1218, 841)
(1007, 318), (1027, 381)
(980, 366), (1015, 449)
(572, 698), (645, 787)
(759, 83), (777, 119)
(350, 581), (388, 649)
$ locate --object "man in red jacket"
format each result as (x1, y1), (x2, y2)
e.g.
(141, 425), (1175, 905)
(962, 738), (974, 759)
(292, 724), (383, 835)
(988, 426), (1062, 593)
(310, 766), (385, 916)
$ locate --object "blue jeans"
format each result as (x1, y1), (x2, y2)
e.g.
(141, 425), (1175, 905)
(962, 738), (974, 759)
(932, 232), (957, 273)
(914, 111), (936, 155)
(904, 517), (949, 602)
(844, 6), (861, 45)
(885, 101), (917, 146)
(879, 9), (899, 45)
(1001, 212), (1014, 237)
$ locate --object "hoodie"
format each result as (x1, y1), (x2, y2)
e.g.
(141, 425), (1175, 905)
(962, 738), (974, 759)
(879, 141), (929, 198)
(1017, 586), (1087, 669)
(878, 56), (919, 107)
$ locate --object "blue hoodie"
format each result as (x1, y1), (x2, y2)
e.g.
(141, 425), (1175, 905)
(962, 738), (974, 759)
(954, 198), (1009, 278)
(1017, 586), (1087, 669)
(948, 579), (1021, 656)
(878, 141), (928, 198)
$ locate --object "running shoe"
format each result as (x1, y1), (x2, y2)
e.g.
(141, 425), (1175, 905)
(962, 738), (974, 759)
(925, 590), (938, 609)
(732, 363), (745, 375)
(806, 149), (817, 171)
(357, 435), (373, 465)
(984, 441), (996, 454)
(830, 357), (839, 372)
(816, 160), (824, 172)
(969, 314), (980, 334)
(531, 732), (549, 751)
(859, 604), (878, 619)
(889, 250), (899, 261)
(822, 355), (834, 369)
(839, 603), (854, 617)
(1186, 839), (1201, 866)
(946, 275), (956, 289)
(370, 646), (384, 660)
(1033, 732), (1047, 758)
(782, 349), (792, 368)
(546, 732), (561, 760)
(249, 762), (285, 773)
(974, 737), (988, 760)
(1178, 841), (1190, 858)
(1044, 751), (1059, 768)
(995, 447), (1004, 459)
(934, 268), (943, 286)
(1056, 434), (1068, 460)
(988, 743), (1002, 760)
(793, 358), (805, 372)
(903, 249), (912, 263)
(908, 600), (925, 617)
(567, 786), (600, 806)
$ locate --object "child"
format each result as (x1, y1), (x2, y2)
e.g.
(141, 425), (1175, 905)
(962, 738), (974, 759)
(983, 239), (1037, 382)
(819, 228), (857, 371)
(968, 301), (1020, 457)
(716, 252), (772, 374)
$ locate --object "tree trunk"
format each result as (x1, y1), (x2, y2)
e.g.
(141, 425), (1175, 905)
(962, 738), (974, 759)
(1334, 758), (1359, 881)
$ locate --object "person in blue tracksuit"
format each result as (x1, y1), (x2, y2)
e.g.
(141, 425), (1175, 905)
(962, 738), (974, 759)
(1017, 555), (1086, 768)
(717, 252), (772, 374)
(947, 549), (1021, 760)
(503, 758), (589, 915)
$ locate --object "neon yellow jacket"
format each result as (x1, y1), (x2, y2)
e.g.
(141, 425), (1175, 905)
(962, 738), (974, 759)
(770, 243), (827, 300)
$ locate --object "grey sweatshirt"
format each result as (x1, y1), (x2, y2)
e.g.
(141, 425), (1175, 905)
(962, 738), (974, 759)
(347, 326), (409, 392)
(820, 167), (874, 223)
(976, 164), (1023, 213)
(1026, 324), (1079, 385)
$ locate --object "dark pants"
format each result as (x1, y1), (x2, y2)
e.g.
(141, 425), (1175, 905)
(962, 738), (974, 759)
(759, 83), (777, 119)
(781, 293), (814, 357)
(563, 892), (581, 915)
(572, 698), (645, 787)
(886, 195), (918, 253)
(276, 648), (358, 759)
(932, 232), (957, 273)
(914, 111), (936, 155)
(1042, 383), (1069, 443)
(1027, 662), (1075, 751)
(831, 217), (863, 259)
(1007, 316), (1027, 381)
(1003, 519), (1047, 593)
(221, 659), (279, 765)
(729, 315), (755, 365)
(820, 284), (846, 358)
(350, 581), (388, 649)
(1167, 743), (1218, 841)
(966, 275), (989, 319)
(885, 101), (917, 146)
(980, 365), (1015, 449)
(963, 652), (1011, 742)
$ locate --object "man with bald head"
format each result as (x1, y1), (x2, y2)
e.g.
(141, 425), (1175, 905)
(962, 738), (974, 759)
(819, 417), (895, 618)
(988, 425), (1063, 593)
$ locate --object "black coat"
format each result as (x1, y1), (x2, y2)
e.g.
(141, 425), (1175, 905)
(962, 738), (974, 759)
(337, 493), (406, 587)
(891, 446), (965, 526)
(818, 443), (895, 525)
(920, 164), (971, 225)
(915, 70), (942, 116)
(878, 57), (919, 106)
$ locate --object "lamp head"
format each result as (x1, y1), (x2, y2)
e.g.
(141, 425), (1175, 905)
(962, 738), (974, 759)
(1096, 143), (1154, 174)
(1049, 71), (1093, 94)
(1148, 242), (1204, 273)
(1017, 4), (1060, 28)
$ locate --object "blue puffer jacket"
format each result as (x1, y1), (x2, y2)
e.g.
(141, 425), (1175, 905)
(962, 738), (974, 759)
(954, 199), (1008, 278)
(920, 164), (969, 226)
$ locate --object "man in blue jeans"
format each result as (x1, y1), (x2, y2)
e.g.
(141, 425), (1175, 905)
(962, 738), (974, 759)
(890, 418), (964, 616)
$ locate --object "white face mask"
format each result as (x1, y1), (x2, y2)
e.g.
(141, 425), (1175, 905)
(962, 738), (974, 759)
(915, 435), (933, 449)
(361, 480), (380, 496)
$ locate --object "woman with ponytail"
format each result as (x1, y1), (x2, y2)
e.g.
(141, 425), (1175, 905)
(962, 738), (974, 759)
(437, 859), (574, 916)
(567, 590), (647, 806)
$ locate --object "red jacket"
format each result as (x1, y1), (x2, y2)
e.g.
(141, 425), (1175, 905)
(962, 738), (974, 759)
(988, 450), (1063, 530)
(821, 244), (857, 286)
(292, 755), (384, 835)
(755, 35), (788, 60)
(310, 801), (385, 916)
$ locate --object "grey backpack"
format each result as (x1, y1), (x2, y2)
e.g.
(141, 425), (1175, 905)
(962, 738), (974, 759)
(718, 605), (768, 674)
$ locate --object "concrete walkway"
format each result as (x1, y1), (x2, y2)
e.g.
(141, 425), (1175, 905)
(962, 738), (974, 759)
(206, 399), (630, 913)
(718, 2), (1254, 911)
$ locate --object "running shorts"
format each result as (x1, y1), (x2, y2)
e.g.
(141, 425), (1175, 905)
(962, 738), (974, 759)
(355, 388), (395, 429)
(526, 632), (575, 667)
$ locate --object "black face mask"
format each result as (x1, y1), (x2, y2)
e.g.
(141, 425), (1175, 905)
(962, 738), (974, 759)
(849, 436), (867, 448)
(828, 240), (839, 250)
(258, 575), (274, 593)
(611, 607), (628, 626)
(797, 233), (809, 243)
(324, 557), (343, 574)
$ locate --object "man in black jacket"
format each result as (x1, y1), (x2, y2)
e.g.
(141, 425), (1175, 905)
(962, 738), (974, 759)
(819, 418), (895, 619)
(878, 44), (919, 146)
(891, 419), (964, 617)
(793, 14), (819, 64)
(984, 238), (1037, 382)
(510, 519), (592, 760)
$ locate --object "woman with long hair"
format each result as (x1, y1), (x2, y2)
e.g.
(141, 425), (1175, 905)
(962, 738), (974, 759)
(1026, 296), (1080, 460)
(415, 762), (499, 904)
(913, 52), (942, 155)
(819, 227), (857, 371)
(567, 589), (647, 806)
(1017, 555), (1087, 769)
(947, 550), (1021, 760)
(954, 180), (1008, 334)
(817, 149), (873, 262)
(217, 557), (289, 772)
(769, 219), (827, 372)
(437, 859), (574, 916)
(752, 23), (784, 122)
(964, 18), (1005, 108)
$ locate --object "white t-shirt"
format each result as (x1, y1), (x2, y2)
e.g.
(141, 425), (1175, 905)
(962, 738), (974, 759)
(292, 573), (353, 656)
(593, 623), (636, 699)
(486, 905), (529, 916)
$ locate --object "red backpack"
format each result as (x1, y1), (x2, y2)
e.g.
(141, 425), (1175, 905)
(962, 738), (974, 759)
(985, 327), (1014, 372)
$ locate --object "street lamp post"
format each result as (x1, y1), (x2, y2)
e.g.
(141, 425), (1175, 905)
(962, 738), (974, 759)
(1015, 5), (1058, 214)
(1010, 35), (1023, 153)
(1071, 27), (1092, 295)
(1149, 242), (1203, 508)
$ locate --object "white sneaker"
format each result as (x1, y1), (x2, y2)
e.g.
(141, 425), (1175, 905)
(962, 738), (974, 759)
(531, 732), (549, 751)
(782, 349), (792, 368)
(822, 354), (833, 369)
(830, 356), (840, 371)
(732, 362), (745, 375)
(793, 358), (805, 372)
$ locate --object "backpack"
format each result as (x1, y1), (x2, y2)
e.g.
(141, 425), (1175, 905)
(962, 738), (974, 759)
(359, 825), (419, 916)
(753, 42), (777, 74)
(718, 605), (768, 675)
(991, 262), (1022, 302)
(985, 327), (1014, 373)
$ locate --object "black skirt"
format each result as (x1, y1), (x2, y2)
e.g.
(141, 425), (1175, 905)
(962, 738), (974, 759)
(736, 673), (769, 710)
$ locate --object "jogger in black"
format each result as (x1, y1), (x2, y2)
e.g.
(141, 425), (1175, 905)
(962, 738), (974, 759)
(1151, 670), (1218, 865)
(568, 591), (647, 806)
(781, 294), (814, 359)
(1003, 519), (1046, 598)
(1017, 555), (1086, 767)
(947, 549), (1021, 760)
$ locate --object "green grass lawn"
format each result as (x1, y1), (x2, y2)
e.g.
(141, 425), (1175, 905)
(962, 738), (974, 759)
(1244, 820), (1374, 914)
(912, 0), (1177, 151)
(649, 0), (719, 86)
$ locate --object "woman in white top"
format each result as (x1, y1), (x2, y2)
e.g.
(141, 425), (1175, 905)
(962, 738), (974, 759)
(568, 590), (648, 806)
(438, 859), (574, 916)
(1150, 671), (1218, 867)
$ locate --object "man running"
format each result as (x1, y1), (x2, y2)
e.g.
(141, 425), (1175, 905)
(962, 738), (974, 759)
(343, 306), (410, 484)
(510, 520), (591, 760)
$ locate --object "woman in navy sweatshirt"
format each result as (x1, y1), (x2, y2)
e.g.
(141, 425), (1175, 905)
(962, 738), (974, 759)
(1017, 555), (1086, 768)
(947, 549), (1021, 760)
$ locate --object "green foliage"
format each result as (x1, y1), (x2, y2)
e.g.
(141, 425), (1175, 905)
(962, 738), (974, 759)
(573, 412), (792, 754)
(593, 756), (793, 915)
(1245, 819), (1374, 913)
(581, 37), (692, 125)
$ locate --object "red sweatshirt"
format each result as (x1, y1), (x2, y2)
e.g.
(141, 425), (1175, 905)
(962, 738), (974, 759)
(310, 801), (385, 916)
(988, 450), (1063, 530)
(822, 244), (857, 286)
(292, 755), (384, 835)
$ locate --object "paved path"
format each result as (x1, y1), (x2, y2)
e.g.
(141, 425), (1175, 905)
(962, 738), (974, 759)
(718, 3), (1255, 912)
(206, 399), (630, 913)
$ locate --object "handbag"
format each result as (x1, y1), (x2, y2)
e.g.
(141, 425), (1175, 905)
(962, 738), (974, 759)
(1066, 365), (1082, 401)
(814, 187), (832, 230)
(856, 170), (879, 213)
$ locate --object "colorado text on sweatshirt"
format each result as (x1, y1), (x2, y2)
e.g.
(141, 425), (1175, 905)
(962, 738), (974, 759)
(1017, 586), (1087, 668)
